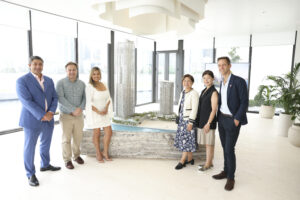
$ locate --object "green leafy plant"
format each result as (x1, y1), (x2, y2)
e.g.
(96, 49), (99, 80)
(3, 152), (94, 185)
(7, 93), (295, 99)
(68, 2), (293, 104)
(267, 63), (300, 123)
(228, 47), (241, 63)
(254, 85), (277, 106)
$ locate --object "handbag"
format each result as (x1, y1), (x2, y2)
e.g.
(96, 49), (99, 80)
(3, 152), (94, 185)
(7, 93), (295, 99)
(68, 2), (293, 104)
(176, 91), (184, 124)
(175, 116), (179, 124)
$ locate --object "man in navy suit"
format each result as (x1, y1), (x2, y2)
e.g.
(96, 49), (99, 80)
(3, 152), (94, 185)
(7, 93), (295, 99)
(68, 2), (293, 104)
(212, 57), (248, 191)
(16, 56), (61, 187)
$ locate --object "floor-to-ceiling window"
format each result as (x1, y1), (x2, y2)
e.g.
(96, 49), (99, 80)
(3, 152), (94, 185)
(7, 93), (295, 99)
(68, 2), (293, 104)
(78, 22), (110, 85)
(0, 2), (29, 131)
(31, 11), (76, 84)
(155, 38), (179, 103)
(136, 38), (153, 105)
(215, 35), (250, 63)
(184, 36), (213, 93)
(249, 45), (293, 113)
(156, 51), (177, 102)
(248, 32), (295, 113)
(214, 36), (250, 93)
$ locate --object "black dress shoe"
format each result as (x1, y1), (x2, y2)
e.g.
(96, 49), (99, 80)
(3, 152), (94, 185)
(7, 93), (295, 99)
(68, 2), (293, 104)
(175, 162), (186, 170)
(184, 159), (194, 165)
(40, 165), (61, 172)
(28, 174), (39, 186)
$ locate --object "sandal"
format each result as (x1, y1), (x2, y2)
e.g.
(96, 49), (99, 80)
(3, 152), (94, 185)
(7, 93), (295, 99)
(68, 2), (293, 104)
(198, 164), (213, 172)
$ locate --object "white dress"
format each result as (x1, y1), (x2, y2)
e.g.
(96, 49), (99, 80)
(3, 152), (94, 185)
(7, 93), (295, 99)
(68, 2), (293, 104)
(85, 83), (113, 129)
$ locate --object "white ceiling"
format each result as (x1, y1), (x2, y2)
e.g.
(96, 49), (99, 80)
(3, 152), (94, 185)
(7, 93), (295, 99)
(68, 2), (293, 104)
(4, 0), (300, 38)
(195, 0), (300, 36)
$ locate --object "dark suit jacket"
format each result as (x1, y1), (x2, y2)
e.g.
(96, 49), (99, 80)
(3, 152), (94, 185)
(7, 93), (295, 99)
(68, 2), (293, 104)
(218, 74), (248, 125)
(16, 72), (58, 129)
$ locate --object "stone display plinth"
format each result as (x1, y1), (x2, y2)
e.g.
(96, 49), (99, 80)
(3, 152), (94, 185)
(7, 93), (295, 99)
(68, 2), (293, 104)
(160, 81), (174, 115)
(81, 126), (205, 160)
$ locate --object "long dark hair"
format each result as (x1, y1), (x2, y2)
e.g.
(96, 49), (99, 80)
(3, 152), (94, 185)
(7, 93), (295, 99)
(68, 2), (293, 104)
(89, 67), (101, 88)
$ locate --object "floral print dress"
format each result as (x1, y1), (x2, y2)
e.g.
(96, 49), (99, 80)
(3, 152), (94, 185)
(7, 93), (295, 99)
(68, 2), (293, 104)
(174, 91), (196, 152)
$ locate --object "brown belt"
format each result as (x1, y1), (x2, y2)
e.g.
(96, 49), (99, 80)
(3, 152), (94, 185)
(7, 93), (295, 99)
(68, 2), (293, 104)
(220, 112), (233, 118)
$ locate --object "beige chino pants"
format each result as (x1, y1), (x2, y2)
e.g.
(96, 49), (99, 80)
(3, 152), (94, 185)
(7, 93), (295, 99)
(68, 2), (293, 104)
(59, 113), (84, 163)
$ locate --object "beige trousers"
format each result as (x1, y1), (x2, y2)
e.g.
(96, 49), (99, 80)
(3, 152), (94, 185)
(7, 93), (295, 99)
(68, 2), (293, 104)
(59, 113), (84, 163)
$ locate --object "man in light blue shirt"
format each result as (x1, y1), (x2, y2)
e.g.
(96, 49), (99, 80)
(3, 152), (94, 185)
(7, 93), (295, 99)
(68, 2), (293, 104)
(56, 62), (86, 169)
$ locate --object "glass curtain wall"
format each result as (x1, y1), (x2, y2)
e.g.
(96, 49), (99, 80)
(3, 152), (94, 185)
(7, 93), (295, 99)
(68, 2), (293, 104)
(216, 47), (249, 63)
(157, 53), (165, 100)
(78, 22), (110, 85)
(0, 2), (29, 131)
(1, 2), (295, 133)
(31, 11), (76, 84)
(249, 45), (293, 112)
(184, 36), (213, 93)
(248, 32), (295, 113)
(136, 38), (153, 105)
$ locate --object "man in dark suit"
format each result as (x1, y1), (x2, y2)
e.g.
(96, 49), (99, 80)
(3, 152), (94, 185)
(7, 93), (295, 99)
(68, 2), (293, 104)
(16, 56), (61, 187)
(212, 57), (248, 191)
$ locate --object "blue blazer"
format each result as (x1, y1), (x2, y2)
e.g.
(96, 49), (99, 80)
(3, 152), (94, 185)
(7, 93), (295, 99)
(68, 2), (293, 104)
(16, 72), (58, 129)
(218, 74), (248, 125)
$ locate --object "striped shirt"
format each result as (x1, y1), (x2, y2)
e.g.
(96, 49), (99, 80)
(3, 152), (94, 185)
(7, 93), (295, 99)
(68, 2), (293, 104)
(56, 77), (86, 114)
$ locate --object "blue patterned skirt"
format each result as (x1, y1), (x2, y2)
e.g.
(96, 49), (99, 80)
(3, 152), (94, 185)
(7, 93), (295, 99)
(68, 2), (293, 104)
(174, 119), (196, 152)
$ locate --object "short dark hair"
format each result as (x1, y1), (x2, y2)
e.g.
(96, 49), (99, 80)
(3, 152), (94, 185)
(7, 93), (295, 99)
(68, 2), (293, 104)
(65, 61), (78, 70)
(29, 56), (43, 64)
(202, 70), (214, 78)
(182, 74), (194, 83)
(217, 56), (231, 65)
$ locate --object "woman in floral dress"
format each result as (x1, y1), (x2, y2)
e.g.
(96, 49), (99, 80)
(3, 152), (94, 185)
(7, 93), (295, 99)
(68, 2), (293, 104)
(174, 74), (199, 170)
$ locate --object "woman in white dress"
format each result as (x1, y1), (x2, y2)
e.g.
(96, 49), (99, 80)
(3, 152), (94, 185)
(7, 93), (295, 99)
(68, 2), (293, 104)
(85, 67), (113, 163)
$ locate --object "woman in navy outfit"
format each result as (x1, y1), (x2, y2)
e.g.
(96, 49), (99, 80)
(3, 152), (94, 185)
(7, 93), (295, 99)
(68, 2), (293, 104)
(195, 70), (218, 171)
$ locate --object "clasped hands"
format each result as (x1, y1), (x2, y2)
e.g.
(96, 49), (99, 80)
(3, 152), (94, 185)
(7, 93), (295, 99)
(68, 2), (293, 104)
(41, 112), (54, 121)
(72, 108), (82, 117)
(92, 100), (110, 116)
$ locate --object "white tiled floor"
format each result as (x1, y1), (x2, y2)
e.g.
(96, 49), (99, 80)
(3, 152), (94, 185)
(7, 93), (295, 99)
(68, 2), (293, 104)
(1, 112), (300, 200)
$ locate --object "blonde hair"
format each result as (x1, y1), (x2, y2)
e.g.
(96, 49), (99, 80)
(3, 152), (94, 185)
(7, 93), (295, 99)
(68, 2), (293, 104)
(89, 67), (101, 88)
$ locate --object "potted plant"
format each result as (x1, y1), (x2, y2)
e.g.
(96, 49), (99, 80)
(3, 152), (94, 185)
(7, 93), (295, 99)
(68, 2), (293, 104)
(288, 94), (300, 147)
(287, 63), (300, 147)
(267, 63), (300, 137)
(254, 85), (276, 119)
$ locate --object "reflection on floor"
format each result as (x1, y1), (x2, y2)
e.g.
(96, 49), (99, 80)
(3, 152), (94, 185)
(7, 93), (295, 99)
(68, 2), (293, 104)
(0, 111), (300, 200)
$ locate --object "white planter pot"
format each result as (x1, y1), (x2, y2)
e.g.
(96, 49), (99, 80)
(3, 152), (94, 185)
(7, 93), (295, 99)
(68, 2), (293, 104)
(277, 113), (293, 137)
(259, 105), (275, 119)
(288, 124), (300, 147)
